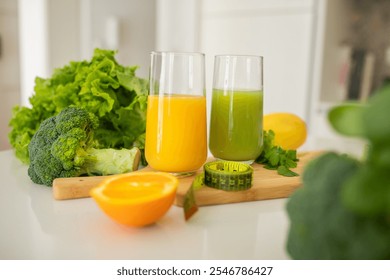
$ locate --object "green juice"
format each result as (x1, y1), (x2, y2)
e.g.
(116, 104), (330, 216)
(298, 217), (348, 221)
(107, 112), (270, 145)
(209, 89), (263, 161)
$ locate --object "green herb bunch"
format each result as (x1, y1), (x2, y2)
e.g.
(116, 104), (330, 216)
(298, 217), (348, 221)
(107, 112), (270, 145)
(255, 130), (299, 177)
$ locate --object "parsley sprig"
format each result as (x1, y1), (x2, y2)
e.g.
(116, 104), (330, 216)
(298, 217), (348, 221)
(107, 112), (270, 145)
(255, 130), (299, 177)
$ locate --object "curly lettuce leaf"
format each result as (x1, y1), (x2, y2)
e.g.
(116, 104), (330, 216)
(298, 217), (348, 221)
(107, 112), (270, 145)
(8, 49), (148, 164)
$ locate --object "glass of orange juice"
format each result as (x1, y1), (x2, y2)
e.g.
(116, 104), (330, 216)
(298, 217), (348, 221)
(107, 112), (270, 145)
(145, 52), (207, 176)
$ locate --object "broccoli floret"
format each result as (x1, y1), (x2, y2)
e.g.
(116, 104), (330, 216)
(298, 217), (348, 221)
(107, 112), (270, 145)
(286, 153), (390, 259)
(28, 107), (141, 186)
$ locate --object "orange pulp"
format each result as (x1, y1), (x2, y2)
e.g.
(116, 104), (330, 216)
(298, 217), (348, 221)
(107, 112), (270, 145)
(90, 172), (178, 227)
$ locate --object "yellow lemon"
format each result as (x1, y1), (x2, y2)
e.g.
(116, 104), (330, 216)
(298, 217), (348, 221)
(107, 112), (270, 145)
(263, 113), (307, 150)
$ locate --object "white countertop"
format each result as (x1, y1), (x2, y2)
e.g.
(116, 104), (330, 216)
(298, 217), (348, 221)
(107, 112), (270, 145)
(0, 149), (290, 260)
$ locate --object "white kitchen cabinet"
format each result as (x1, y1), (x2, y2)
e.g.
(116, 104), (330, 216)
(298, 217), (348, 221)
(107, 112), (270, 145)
(80, 0), (156, 79)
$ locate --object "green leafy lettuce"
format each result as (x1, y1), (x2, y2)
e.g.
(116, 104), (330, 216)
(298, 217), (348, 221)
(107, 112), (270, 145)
(9, 49), (148, 164)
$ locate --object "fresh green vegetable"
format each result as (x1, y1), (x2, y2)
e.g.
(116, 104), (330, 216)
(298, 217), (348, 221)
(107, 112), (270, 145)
(327, 102), (365, 137)
(286, 82), (390, 259)
(9, 49), (148, 165)
(255, 130), (299, 177)
(28, 107), (140, 186)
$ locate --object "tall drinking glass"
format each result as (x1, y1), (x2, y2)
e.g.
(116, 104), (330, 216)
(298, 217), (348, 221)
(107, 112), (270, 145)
(209, 55), (264, 164)
(145, 52), (207, 176)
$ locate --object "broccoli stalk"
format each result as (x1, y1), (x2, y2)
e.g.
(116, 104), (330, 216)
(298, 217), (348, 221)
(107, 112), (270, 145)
(28, 107), (141, 186)
(75, 147), (140, 176)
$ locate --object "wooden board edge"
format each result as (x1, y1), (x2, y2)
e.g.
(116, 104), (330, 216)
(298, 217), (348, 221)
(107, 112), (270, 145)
(174, 183), (302, 207)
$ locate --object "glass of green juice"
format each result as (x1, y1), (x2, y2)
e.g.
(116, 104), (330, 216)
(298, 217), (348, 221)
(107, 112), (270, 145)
(209, 55), (264, 164)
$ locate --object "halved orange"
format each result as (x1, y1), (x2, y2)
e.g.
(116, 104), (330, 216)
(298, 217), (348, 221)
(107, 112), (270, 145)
(90, 172), (179, 227)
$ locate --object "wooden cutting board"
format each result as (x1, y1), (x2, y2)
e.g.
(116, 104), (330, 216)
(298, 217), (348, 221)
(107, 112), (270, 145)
(53, 151), (321, 206)
(173, 151), (320, 206)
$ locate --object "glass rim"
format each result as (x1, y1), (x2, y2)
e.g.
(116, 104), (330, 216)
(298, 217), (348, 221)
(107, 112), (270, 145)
(151, 51), (205, 57)
(215, 54), (263, 59)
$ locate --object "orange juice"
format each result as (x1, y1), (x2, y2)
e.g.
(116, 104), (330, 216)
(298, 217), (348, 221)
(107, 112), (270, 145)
(145, 94), (207, 173)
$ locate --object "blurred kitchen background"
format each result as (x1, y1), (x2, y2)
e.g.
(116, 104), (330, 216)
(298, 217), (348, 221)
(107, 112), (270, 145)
(1, 0), (389, 155)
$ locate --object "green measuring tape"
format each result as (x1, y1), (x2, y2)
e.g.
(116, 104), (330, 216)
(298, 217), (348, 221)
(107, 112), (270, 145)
(183, 160), (253, 220)
(204, 161), (253, 191)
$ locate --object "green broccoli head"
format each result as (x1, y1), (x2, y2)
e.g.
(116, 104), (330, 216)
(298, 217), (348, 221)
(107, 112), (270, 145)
(286, 153), (357, 259)
(50, 107), (98, 171)
(28, 116), (65, 185)
(28, 107), (140, 186)
(288, 82), (390, 260)
(287, 152), (390, 260)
